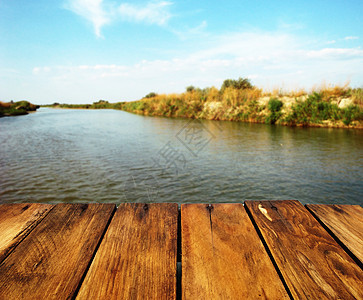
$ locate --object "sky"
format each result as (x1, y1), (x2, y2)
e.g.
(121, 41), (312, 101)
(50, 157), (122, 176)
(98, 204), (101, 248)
(1, 0), (362, 104)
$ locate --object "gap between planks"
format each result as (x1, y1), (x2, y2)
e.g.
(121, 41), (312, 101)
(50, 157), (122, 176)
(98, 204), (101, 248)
(0, 202), (362, 300)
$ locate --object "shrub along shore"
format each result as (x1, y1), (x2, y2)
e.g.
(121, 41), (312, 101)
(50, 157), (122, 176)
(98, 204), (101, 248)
(46, 78), (363, 128)
(0, 101), (39, 117)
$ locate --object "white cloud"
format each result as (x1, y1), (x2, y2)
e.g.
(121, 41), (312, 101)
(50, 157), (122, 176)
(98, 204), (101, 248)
(277, 21), (305, 31)
(305, 48), (363, 60)
(27, 30), (363, 103)
(119, 1), (172, 26)
(33, 67), (51, 74)
(65, 0), (173, 36)
(65, 0), (110, 37)
(171, 20), (208, 40)
(344, 36), (359, 40)
(33, 67), (40, 74)
(187, 32), (299, 63)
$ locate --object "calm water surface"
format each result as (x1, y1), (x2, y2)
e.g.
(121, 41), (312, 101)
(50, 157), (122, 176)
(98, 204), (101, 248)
(0, 108), (362, 205)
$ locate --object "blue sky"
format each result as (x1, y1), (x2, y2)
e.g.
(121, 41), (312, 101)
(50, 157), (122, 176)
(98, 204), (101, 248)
(1, 0), (362, 104)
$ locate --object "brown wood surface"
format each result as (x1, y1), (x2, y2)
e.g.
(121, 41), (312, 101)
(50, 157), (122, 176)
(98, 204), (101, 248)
(76, 203), (178, 300)
(181, 203), (289, 299)
(0, 203), (115, 300)
(0, 203), (53, 263)
(306, 204), (363, 264)
(245, 200), (363, 300)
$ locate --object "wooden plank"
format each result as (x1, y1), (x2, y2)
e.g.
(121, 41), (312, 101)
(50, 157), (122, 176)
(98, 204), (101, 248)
(76, 203), (178, 300)
(0, 203), (115, 300)
(0, 203), (53, 263)
(245, 200), (363, 300)
(306, 204), (363, 264)
(181, 203), (289, 299)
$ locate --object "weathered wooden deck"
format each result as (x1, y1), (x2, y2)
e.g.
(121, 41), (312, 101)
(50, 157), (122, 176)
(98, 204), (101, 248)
(0, 201), (361, 299)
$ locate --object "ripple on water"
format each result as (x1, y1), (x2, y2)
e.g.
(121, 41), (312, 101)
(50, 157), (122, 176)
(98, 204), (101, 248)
(0, 108), (362, 204)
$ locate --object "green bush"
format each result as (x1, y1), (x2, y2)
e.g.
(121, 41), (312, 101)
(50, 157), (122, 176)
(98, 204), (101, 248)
(268, 98), (283, 112)
(285, 93), (335, 125)
(266, 98), (283, 124)
(342, 105), (363, 125)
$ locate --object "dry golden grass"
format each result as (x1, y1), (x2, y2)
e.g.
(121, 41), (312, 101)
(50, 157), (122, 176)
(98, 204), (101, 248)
(221, 87), (262, 107)
(262, 87), (305, 98)
(351, 88), (363, 107)
(142, 81), (356, 108)
(286, 88), (307, 98)
(0, 101), (12, 108)
(263, 88), (284, 98)
(312, 82), (351, 100)
(241, 88), (262, 102)
(206, 87), (220, 102)
(261, 82), (354, 100)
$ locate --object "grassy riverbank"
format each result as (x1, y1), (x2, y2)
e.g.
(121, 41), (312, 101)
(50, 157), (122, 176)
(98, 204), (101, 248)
(120, 80), (363, 128)
(46, 79), (363, 128)
(0, 101), (39, 117)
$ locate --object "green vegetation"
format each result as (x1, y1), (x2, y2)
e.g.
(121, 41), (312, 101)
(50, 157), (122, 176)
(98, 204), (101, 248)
(118, 80), (362, 128)
(44, 79), (363, 129)
(186, 86), (195, 93)
(44, 100), (123, 110)
(220, 77), (253, 94)
(283, 92), (363, 126)
(266, 98), (283, 124)
(0, 101), (39, 117)
(342, 105), (362, 126)
(144, 92), (157, 99)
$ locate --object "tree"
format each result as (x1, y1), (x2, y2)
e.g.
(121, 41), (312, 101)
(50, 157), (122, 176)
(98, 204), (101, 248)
(186, 85), (195, 93)
(93, 100), (109, 104)
(220, 77), (253, 93)
(144, 92), (157, 98)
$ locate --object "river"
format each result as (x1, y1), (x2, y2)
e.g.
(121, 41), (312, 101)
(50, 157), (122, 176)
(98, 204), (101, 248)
(0, 108), (362, 205)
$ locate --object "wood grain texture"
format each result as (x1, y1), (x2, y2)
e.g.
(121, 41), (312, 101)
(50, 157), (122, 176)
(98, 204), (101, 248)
(0, 203), (53, 263)
(245, 200), (363, 300)
(181, 203), (289, 299)
(76, 203), (178, 300)
(0, 203), (115, 300)
(306, 204), (363, 264)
